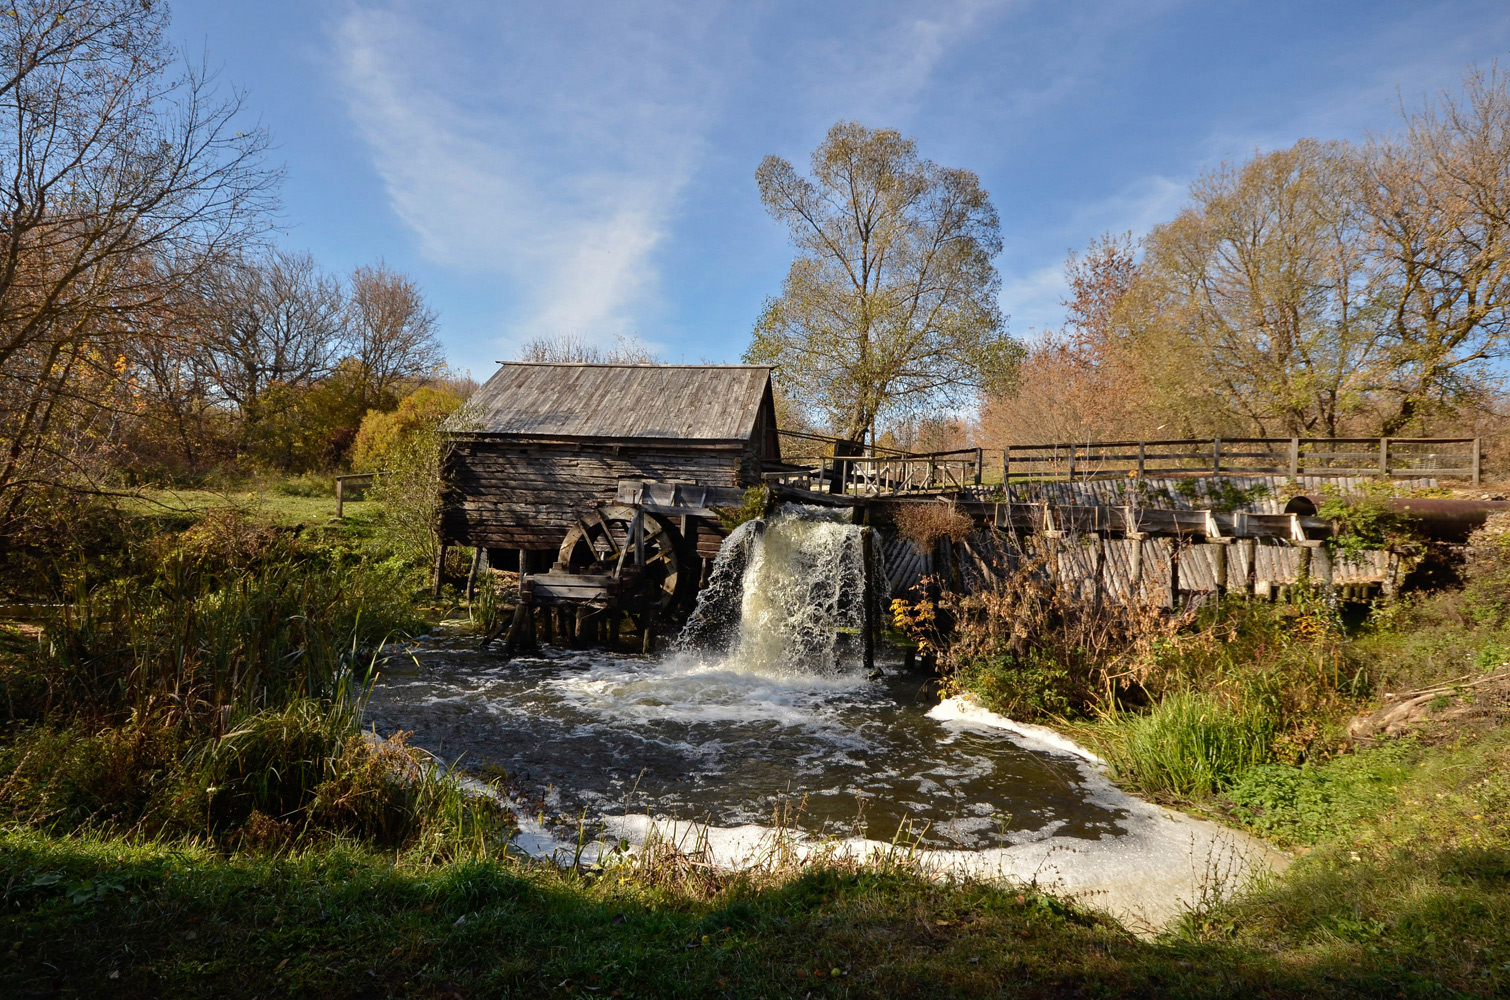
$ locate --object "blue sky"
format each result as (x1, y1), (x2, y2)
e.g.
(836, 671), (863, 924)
(171, 1), (1510, 380)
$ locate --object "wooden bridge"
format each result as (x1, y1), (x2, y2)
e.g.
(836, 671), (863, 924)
(771, 433), (1483, 496)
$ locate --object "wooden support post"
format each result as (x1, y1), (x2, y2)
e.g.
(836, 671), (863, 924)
(1379, 437), (1390, 477)
(1213, 437), (1222, 475)
(1289, 437), (1300, 478)
(1296, 542), (1313, 585)
(974, 447), (983, 486)
(1002, 447), (1010, 486)
(1128, 534), (1145, 599)
(1090, 535), (1106, 607)
(464, 546), (484, 602)
(1043, 534), (1062, 589)
(1066, 447), (1075, 483)
(1212, 542), (1228, 596)
(641, 614), (655, 655)
(499, 603), (526, 656)
(862, 527), (877, 673)
(1310, 542), (1334, 598)
(431, 538), (448, 597)
(1238, 538), (1256, 597)
(1137, 442), (1146, 477)
(539, 604), (553, 645)
(1168, 543), (1181, 610)
(1472, 437), (1482, 486)
(523, 606), (538, 651)
(335, 477), (345, 519)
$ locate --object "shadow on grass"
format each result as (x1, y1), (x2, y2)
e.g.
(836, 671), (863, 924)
(4, 832), (1503, 999)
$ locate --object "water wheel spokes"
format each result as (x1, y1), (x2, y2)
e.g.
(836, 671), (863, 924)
(556, 504), (683, 611)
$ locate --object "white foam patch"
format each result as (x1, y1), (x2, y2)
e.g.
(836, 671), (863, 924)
(481, 696), (1290, 933)
(540, 651), (871, 729)
(928, 695), (1105, 765)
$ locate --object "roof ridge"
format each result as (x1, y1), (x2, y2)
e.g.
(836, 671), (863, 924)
(494, 361), (772, 369)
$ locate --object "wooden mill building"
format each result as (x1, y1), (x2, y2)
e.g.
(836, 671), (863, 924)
(441, 362), (781, 580)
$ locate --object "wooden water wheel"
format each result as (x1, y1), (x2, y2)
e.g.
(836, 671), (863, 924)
(555, 504), (686, 611)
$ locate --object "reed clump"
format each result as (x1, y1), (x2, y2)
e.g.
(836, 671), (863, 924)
(0, 501), (514, 854)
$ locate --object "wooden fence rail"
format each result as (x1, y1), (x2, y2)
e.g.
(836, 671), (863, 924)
(815, 448), (985, 497)
(333, 472), (382, 518)
(1003, 437), (1481, 485)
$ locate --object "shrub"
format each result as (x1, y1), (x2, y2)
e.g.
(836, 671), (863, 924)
(350, 387), (465, 473)
(892, 502), (974, 550)
(894, 549), (1183, 718)
(0, 721), (187, 831)
(184, 699), (351, 833)
(1316, 480), (1425, 558)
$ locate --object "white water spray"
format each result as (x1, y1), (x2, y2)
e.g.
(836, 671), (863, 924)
(677, 504), (883, 676)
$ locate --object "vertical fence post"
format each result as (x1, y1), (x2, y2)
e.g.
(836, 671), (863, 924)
(1137, 441), (1146, 477)
(1002, 446), (1010, 486)
(1067, 446), (1076, 483)
(1289, 437), (1300, 478)
(335, 476), (345, 519)
(1379, 437), (1390, 478)
(1472, 438), (1482, 486)
(1213, 437), (1222, 475)
(974, 446), (983, 486)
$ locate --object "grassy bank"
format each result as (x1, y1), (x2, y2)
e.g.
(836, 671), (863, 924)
(4, 804), (1507, 999)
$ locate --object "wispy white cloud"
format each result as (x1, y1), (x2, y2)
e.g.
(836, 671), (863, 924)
(1000, 172), (1187, 335)
(332, 1), (726, 359)
(331, 1), (1012, 364)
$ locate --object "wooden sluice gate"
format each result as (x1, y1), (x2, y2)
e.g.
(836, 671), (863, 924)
(869, 496), (1406, 607)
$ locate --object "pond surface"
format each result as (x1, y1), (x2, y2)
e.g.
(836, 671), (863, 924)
(363, 634), (1127, 851)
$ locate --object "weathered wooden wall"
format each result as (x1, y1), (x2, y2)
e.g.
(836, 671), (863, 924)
(444, 437), (754, 550)
(881, 528), (1400, 607)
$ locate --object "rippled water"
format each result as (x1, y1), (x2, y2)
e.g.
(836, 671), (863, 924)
(363, 634), (1127, 850)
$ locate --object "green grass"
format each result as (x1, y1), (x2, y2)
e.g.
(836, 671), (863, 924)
(3, 817), (1505, 1000)
(122, 486), (376, 530)
(1225, 739), (1419, 847)
(1087, 693), (1280, 798)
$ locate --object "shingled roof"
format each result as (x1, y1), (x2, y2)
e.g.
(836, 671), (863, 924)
(455, 363), (774, 442)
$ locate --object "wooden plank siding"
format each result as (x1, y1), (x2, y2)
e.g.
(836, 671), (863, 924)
(444, 439), (749, 550)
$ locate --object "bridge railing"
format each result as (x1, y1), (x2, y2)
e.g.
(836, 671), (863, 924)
(817, 448), (985, 497)
(1002, 437), (1482, 485)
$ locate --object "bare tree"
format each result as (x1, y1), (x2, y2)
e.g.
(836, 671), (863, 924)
(0, 0), (275, 508)
(195, 251), (345, 446)
(1364, 66), (1510, 433)
(346, 262), (444, 408)
(516, 333), (661, 364)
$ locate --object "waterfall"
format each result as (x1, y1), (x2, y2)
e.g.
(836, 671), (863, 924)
(677, 504), (884, 676)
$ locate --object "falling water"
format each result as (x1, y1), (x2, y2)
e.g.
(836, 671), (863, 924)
(677, 504), (880, 675)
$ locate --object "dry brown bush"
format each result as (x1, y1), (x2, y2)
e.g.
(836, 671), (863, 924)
(892, 502), (974, 550)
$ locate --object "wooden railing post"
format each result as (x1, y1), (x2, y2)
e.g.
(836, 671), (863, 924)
(1289, 438), (1300, 478)
(1067, 446), (1076, 483)
(1002, 447), (1010, 485)
(1137, 441), (1146, 477)
(1379, 437), (1390, 477)
(335, 476), (345, 519)
(1213, 437), (1222, 474)
(974, 446), (983, 486)
(1473, 437), (1482, 486)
